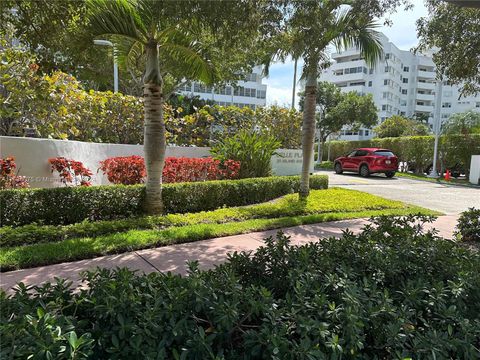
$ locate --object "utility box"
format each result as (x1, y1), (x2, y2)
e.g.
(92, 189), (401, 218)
(469, 155), (480, 185)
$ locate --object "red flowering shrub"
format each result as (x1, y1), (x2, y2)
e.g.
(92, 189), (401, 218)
(99, 155), (146, 185)
(0, 156), (29, 189)
(97, 156), (240, 185)
(48, 157), (93, 186)
(162, 157), (240, 183)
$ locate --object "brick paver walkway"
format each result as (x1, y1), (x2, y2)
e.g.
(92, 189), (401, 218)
(0, 216), (458, 292)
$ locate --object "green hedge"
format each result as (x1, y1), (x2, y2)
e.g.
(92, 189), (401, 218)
(325, 134), (480, 174)
(2, 216), (479, 358)
(0, 175), (328, 227)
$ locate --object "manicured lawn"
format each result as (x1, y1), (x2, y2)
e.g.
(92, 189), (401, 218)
(0, 188), (440, 271)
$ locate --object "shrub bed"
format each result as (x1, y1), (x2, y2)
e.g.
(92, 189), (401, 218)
(0, 175), (328, 226)
(1, 216), (479, 358)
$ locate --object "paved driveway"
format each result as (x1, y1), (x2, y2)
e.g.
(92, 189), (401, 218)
(320, 171), (479, 215)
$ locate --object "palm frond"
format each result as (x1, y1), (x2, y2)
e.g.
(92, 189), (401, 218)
(331, 8), (383, 68)
(112, 36), (145, 73)
(86, 0), (148, 43)
(158, 26), (219, 84)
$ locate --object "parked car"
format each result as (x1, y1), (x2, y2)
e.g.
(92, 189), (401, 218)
(334, 148), (398, 178)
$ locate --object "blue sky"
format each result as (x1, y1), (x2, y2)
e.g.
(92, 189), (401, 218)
(264, 2), (429, 108)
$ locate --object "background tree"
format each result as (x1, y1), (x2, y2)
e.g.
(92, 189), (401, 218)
(442, 111), (480, 135)
(0, 0), (119, 91)
(266, 1), (384, 199)
(299, 82), (377, 161)
(417, 0), (480, 96)
(373, 115), (430, 138)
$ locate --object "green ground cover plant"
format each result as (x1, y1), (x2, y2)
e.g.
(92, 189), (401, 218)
(1, 216), (479, 359)
(0, 175), (328, 226)
(0, 189), (438, 270)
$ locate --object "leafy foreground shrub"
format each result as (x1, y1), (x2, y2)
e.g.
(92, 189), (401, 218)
(1, 216), (479, 359)
(211, 130), (281, 178)
(455, 207), (480, 242)
(0, 175), (328, 226)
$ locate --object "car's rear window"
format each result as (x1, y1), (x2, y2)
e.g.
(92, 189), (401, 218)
(374, 150), (394, 157)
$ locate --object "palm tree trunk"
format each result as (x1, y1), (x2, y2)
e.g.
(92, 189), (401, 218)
(143, 43), (165, 214)
(299, 70), (317, 199)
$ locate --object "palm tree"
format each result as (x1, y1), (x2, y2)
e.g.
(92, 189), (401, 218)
(267, 2), (382, 199)
(86, 0), (216, 214)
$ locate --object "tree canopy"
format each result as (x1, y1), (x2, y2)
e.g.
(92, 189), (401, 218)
(442, 111), (480, 135)
(417, 0), (480, 96)
(373, 115), (430, 138)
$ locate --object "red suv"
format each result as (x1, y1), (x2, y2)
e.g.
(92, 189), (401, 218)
(334, 148), (398, 178)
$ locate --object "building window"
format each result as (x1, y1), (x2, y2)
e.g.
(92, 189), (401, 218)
(402, 78), (408, 84)
(369, 68), (374, 74)
(365, 130), (369, 136)
(256, 89), (266, 99)
(381, 105), (387, 111)
(385, 53), (391, 60)
(384, 79), (388, 85)
(403, 66), (409, 72)
(368, 81), (372, 87)
(442, 102), (452, 108)
(476, 102), (480, 108)
(402, 89), (407, 95)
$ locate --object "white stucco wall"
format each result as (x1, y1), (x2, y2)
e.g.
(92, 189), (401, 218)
(0, 137), (210, 188)
(469, 155), (480, 185)
(0, 137), (313, 188)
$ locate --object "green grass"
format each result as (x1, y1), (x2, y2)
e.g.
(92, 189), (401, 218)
(395, 171), (475, 186)
(0, 188), (440, 271)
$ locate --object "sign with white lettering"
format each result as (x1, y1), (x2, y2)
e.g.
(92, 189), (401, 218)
(271, 149), (314, 176)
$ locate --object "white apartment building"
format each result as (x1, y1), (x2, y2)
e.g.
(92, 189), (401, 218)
(321, 33), (480, 141)
(178, 66), (267, 110)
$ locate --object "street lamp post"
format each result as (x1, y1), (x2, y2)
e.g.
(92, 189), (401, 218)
(428, 79), (443, 178)
(93, 39), (119, 93)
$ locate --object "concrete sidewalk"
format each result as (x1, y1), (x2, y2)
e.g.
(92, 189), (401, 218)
(0, 216), (458, 292)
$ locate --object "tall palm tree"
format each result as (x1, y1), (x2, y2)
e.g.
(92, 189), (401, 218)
(268, 2), (382, 199)
(86, 0), (216, 214)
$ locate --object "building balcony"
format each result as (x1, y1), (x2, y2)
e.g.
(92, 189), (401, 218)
(417, 70), (436, 79)
(330, 59), (366, 70)
(417, 81), (436, 90)
(415, 104), (434, 113)
(416, 93), (435, 101)
(331, 73), (367, 83)
(331, 49), (362, 60)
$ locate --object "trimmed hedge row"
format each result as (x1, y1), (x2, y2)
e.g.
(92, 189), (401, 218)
(0, 175), (328, 226)
(325, 134), (480, 174)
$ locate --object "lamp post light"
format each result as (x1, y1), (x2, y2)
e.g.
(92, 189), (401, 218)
(93, 39), (118, 93)
(428, 79), (443, 178)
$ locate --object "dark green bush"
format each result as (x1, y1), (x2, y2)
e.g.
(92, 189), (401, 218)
(0, 175), (328, 226)
(1, 216), (479, 359)
(455, 207), (480, 242)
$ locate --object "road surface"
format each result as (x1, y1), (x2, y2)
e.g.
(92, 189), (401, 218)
(319, 171), (479, 215)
